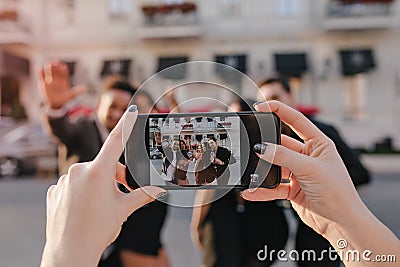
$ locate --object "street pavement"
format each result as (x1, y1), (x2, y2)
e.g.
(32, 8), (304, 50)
(0, 173), (399, 267)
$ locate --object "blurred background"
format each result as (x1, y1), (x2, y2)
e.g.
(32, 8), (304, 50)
(0, 0), (399, 266)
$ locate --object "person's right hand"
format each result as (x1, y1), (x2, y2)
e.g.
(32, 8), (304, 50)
(242, 101), (365, 237)
(39, 62), (86, 109)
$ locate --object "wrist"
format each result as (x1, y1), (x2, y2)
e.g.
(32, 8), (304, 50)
(41, 241), (102, 267)
(323, 199), (380, 253)
(45, 105), (68, 118)
(323, 196), (368, 237)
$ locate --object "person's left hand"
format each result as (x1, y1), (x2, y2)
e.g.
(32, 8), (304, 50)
(41, 105), (165, 267)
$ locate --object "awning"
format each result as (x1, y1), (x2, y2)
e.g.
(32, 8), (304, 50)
(157, 56), (188, 79)
(219, 133), (228, 140)
(339, 49), (375, 76)
(215, 54), (247, 83)
(274, 53), (308, 78)
(100, 59), (131, 78)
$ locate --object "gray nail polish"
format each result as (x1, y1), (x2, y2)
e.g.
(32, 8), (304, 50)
(253, 101), (264, 108)
(157, 192), (168, 201)
(253, 143), (267, 154)
(128, 105), (137, 112)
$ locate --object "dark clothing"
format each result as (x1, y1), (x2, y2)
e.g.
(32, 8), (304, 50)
(47, 115), (103, 162)
(195, 150), (214, 184)
(46, 114), (167, 266)
(196, 146), (234, 185)
(311, 119), (370, 186)
(204, 190), (288, 267)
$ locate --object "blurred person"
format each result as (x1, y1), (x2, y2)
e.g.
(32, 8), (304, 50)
(257, 76), (370, 267)
(192, 98), (288, 267)
(39, 62), (169, 267)
(41, 101), (400, 267)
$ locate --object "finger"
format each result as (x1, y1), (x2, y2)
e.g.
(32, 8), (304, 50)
(116, 162), (133, 191)
(281, 167), (291, 179)
(241, 184), (290, 201)
(94, 105), (138, 168)
(44, 62), (54, 84)
(69, 85), (87, 100)
(255, 101), (324, 142)
(46, 184), (57, 199)
(121, 186), (166, 217)
(39, 68), (45, 83)
(122, 105), (138, 148)
(281, 134), (304, 153)
(50, 62), (66, 80)
(54, 62), (69, 77)
(56, 174), (67, 186)
(254, 142), (310, 174)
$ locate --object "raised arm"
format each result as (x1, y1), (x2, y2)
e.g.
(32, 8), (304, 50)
(39, 62), (87, 146)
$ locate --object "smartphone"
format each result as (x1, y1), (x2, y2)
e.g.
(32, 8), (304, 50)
(125, 112), (281, 190)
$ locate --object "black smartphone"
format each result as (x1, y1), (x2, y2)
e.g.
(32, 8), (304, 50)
(125, 112), (281, 190)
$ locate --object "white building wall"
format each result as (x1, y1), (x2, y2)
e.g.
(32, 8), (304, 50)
(2, 0), (400, 148)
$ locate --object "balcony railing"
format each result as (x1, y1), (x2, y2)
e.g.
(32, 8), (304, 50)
(327, 0), (395, 17)
(138, 2), (201, 39)
(324, 0), (398, 30)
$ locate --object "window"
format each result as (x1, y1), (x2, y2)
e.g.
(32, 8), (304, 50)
(275, 0), (303, 17)
(218, 0), (241, 17)
(108, 0), (131, 18)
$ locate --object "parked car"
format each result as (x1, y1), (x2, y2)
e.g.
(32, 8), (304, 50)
(0, 123), (58, 178)
(149, 147), (162, 159)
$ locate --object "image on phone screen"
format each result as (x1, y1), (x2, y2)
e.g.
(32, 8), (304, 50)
(126, 112), (280, 190)
(148, 115), (240, 187)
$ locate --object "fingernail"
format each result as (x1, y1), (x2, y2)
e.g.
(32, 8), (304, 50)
(253, 143), (267, 154)
(128, 105), (137, 112)
(156, 191), (168, 201)
(253, 101), (264, 108)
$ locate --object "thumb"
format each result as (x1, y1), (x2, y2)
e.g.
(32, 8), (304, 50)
(69, 85), (87, 99)
(121, 186), (166, 217)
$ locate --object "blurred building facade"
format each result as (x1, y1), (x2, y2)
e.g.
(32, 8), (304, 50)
(1, 0), (400, 150)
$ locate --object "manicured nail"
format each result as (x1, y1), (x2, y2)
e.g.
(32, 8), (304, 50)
(128, 105), (137, 112)
(253, 101), (264, 108)
(156, 191), (168, 201)
(253, 143), (267, 154)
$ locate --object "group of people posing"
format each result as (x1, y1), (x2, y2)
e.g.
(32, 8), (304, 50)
(154, 134), (235, 186)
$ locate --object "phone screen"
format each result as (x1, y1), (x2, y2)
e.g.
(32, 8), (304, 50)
(148, 114), (241, 187)
(126, 112), (280, 190)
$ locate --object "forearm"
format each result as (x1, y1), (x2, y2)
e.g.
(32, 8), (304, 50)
(41, 242), (102, 267)
(324, 202), (400, 266)
(191, 191), (213, 228)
